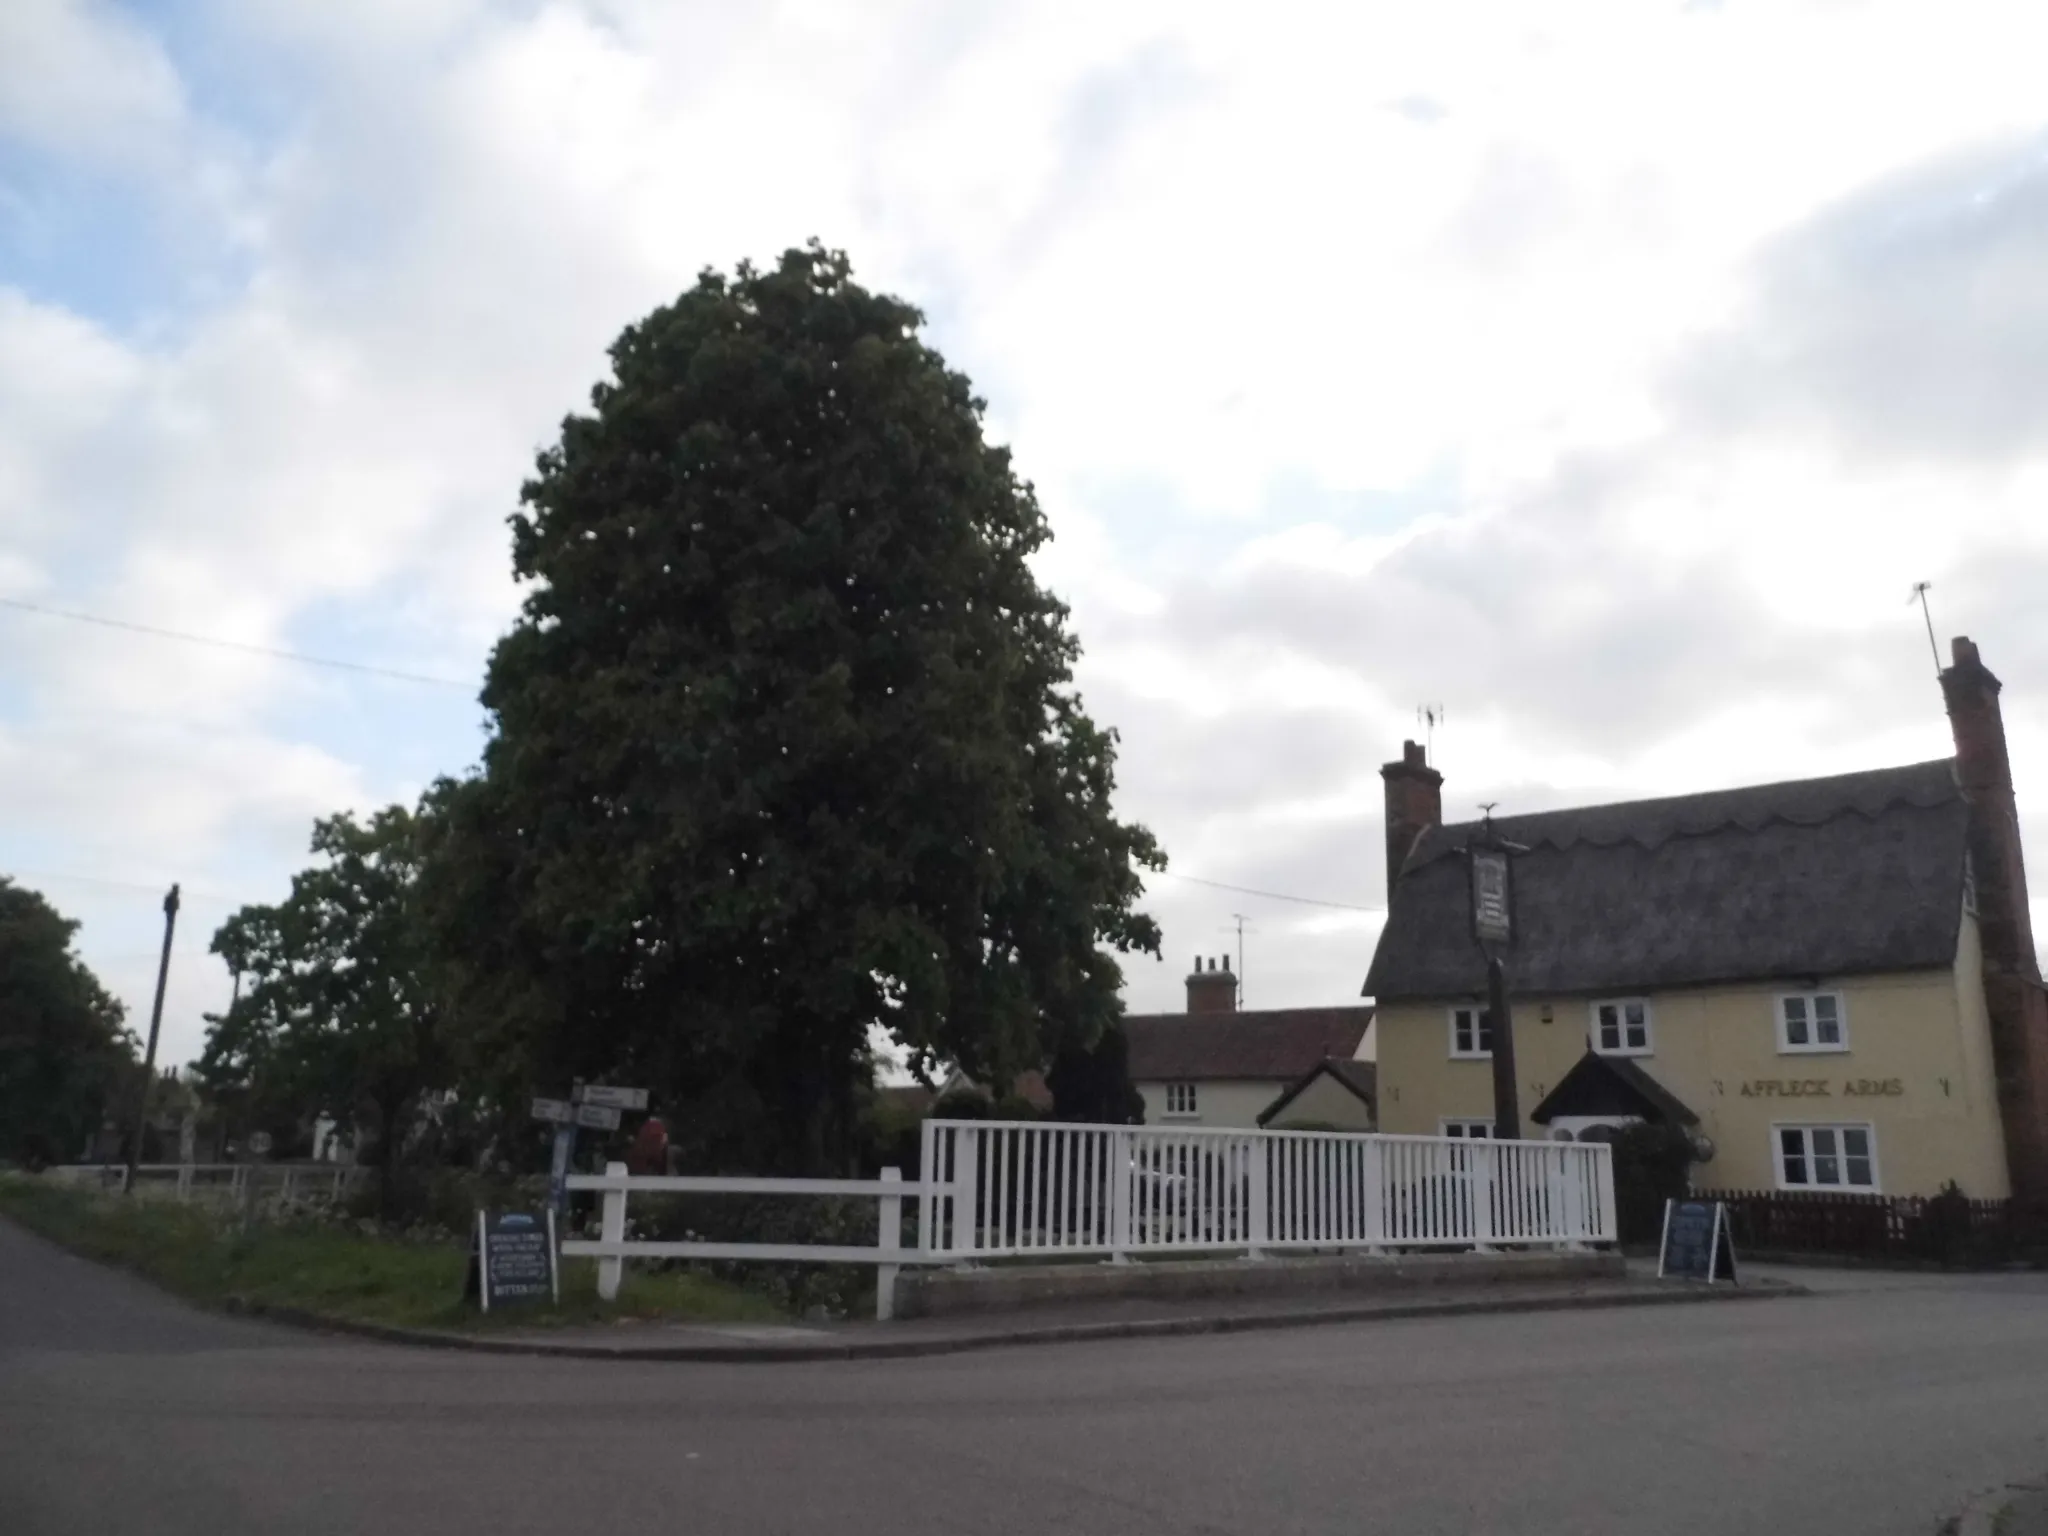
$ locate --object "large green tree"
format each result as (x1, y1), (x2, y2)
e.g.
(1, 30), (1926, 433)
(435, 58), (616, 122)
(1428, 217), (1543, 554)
(0, 878), (134, 1166)
(201, 804), (449, 1205)
(426, 243), (1163, 1171)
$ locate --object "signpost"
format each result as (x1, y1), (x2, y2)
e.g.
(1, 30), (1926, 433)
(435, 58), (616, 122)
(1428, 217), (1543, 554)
(1470, 848), (1513, 946)
(532, 1083), (649, 1222)
(577, 1085), (649, 1112)
(467, 1209), (560, 1311)
(1658, 1198), (1739, 1283)
(1465, 820), (1525, 1141)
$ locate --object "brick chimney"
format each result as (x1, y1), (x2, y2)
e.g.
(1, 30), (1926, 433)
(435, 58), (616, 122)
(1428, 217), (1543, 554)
(1381, 739), (1444, 902)
(1941, 635), (2048, 1203)
(1185, 955), (1237, 1014)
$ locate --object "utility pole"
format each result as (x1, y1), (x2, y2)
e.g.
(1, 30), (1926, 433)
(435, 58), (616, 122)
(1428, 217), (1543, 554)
(122, 883), (180, 1194)
(1910, 582), (1941, 676)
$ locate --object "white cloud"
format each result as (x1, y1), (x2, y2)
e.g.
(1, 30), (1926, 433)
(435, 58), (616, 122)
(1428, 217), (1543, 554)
(5, 0), (2048, 1060)
(0, 0), (188, 168)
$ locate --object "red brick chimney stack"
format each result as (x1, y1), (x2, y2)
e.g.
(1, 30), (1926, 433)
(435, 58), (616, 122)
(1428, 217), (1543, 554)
(1940, 635), (2048, 1203)
(1185, 955), (1237, 1014)
(1380, 739), (1444, 902)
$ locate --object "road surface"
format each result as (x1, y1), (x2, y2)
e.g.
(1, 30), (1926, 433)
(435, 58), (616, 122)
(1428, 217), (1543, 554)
(5, 1216), (2047, 1535)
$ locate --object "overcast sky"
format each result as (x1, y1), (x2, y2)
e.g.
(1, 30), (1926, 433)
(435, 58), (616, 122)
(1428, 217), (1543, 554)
(5, 0), (2047, 1070)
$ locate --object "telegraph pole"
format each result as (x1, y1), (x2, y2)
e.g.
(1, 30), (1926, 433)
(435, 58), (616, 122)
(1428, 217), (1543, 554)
(121, 884), (180, 1194)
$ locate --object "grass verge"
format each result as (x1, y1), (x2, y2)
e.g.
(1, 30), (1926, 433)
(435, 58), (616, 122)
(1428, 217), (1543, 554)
(0, 1173), (785, 1333)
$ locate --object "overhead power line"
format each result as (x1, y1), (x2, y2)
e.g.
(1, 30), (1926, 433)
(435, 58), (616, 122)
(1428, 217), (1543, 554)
(0, 596), (475, 689)
(1154, 869), (1382, 913)
(1, 867), (239, 905)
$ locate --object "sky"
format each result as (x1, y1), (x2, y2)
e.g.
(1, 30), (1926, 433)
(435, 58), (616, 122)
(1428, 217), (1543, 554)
(5, 0), (2048, 1073)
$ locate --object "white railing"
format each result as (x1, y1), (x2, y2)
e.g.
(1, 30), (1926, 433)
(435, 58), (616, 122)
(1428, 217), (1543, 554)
(44, 1163), (368, 1207)
(556, 1125), (1613, 1322)
(561, 1163), (932, 1320)
(916, 1121), (1615, 1260)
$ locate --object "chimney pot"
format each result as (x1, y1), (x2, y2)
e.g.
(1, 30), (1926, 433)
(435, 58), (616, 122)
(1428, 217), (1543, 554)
(1185, 956), (1238, 1014)
(1381, 739), (1446, 903)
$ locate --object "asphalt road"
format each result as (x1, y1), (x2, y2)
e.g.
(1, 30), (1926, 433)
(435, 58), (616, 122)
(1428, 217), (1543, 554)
(6, 1219), (2048, 1536)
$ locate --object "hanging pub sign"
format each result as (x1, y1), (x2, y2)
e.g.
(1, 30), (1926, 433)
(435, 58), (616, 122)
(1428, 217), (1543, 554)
(465, 1209), (561, 1311)
(1469, 845), (1514, 946)
(1657, 1198), (1739, 1284)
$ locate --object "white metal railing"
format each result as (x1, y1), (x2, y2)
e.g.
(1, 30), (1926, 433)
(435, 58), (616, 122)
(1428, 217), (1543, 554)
(561, 1163), (934, 1320)
(916, 1121), (1615, 1260)
(43, 1163), (368, 1207)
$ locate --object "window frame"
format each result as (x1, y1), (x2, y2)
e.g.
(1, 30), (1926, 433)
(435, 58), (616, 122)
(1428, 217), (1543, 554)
(1776, 990), (1849, 1055)
(1447, 1003), (1493, 1060)
(1162, 1081), (1199, 1119)
(1773, 1122), (1880, 1193)
(1440, 1118), (1495, 1139)
(1589, 997), (1654, 1058)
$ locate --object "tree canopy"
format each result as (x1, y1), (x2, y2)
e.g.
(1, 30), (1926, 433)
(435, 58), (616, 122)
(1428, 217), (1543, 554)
(427, 243), (1163, 1170)
(0, 877), (134, 1166)
(201, 804), (450, 1197)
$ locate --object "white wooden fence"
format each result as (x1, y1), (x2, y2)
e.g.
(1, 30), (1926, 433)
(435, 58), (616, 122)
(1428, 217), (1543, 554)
(560, 1122), (1615, 1321)
(44, 1163), (368, 1207)
(561, 1164), (925, 1319)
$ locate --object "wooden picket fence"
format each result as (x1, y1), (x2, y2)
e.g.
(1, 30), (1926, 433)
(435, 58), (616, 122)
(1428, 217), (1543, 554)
(1713, 1188), (2048, 1267)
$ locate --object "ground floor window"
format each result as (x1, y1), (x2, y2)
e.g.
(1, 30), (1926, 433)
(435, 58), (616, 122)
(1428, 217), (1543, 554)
(1441, 1119), (1494, 1138)
(1775, 1124), (1878, 1191)
(1164, 1082), (1198, 1117)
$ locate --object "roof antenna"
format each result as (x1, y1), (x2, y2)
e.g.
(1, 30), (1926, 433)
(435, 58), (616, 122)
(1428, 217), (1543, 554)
(1417, 704), (1445, 765)
(1221, 914), (1253, 1007)
(1909, 582), (1941, 677)
(1478, 801), (1498, 834)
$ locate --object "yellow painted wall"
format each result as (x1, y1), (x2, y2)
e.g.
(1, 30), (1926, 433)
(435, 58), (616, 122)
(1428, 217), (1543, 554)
(1263, 1071), (1376, 1131)
(1136, 1079), (1285, 1129)
(1373, 913), (2008, 1198)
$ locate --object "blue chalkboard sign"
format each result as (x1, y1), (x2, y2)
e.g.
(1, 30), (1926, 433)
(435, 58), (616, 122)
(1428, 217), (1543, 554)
(1658, 1199), (1737, 1283)
(465, 1209), (560, 1310)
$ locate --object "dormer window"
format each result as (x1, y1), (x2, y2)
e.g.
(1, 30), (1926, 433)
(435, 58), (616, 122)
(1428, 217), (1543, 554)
(1449, 1004), (1492, 1059)
(1591, 998), (1652, 1056)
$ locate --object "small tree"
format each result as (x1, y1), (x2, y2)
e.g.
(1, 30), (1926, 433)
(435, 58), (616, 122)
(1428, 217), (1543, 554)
(0, 878), (135, 1167)
(1046, 1021), (1144, 1124)
(201, 804), (449, 1212)
(1600, 1122), (1699, 1244)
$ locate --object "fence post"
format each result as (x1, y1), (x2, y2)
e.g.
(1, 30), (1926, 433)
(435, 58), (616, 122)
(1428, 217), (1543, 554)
(953, 1126), (980, 1264)
(1109, 1128), (1133, 1263)
(918, 1119), (937, 1260)
(877, 1166), (902, 1322)
(281, 1168), (296, 1208)
(1363, 1137), (1386, 1254)
(597, 1161), (628, 1302)
(176, 1164), (193, 1203)
(1247, 1135), (1270, 1259)
(1552, 1147), (1582, 1249)
(1474, 1140), (1499, 1252)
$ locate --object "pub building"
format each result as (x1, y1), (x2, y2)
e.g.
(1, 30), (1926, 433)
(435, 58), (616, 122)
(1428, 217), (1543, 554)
(1365, 637), (2048, 1203)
